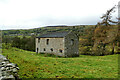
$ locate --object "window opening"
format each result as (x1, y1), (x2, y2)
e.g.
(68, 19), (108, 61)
(50, 48), (53, 51)
(46, 39), (49, 45)
(43, 48), (46, 51)
(59, 49), (62, 53)
(71, 39), (74, 45)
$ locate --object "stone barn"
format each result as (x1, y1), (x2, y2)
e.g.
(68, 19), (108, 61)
(36, 31), (79, 57)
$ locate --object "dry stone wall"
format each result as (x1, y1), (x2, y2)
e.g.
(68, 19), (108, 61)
(0, 54), (20, 80)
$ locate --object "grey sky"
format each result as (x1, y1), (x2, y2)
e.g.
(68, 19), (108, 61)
(0, 0), (119, 30)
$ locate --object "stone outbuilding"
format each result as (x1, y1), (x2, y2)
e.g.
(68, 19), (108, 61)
(36, 31), (79, 57)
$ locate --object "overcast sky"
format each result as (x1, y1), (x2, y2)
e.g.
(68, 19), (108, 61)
(0, 0), (119, 30)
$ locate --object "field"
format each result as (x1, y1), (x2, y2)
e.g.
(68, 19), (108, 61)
(2, 47), (118, 79)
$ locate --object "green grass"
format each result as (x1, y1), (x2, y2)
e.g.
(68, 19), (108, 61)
(17, 35), (31, 38)
(2, 47), (118, 78)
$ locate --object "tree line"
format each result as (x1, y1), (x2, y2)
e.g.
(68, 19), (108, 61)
(2, 35), (36, 51)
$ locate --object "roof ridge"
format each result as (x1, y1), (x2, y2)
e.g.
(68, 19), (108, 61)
(64, 31), (72, 37)
(36, 31), (71, 38)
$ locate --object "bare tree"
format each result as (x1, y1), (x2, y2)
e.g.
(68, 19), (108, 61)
(98, 5), (118, 26)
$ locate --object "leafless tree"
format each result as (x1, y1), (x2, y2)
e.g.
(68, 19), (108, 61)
(98, 5), (118, 26)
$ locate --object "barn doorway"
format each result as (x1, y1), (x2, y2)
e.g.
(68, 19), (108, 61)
(37, 48), (39, 54)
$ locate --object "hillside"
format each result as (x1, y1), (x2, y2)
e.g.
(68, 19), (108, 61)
(2, 47), (118, 78)
(2, 25), (94, 36)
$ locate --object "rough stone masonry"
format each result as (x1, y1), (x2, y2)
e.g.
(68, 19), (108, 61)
(0, 54), (20, 80)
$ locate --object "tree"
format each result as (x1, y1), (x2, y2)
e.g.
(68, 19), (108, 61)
(98, 5), (117, 26)
(92, 5), (118, 55)
(20, 36), (28, 50)
(12, 36), (21, 48)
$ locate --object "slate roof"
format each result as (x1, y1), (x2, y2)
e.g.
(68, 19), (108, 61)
(36, 31), (70, 38)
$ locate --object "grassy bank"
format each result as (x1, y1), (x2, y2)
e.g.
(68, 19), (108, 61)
(2, 47), (118, 78)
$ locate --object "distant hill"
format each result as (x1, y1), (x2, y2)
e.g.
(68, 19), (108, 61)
(2, 25), (95, 36)
(46, 25), (68, 27)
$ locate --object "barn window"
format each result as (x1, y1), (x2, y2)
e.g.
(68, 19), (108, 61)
(38, 38), (40, 43)
(59, 49), (62, 53)
(50, 48), (53, 51)
(46, 39), (49, 45)
(43, 48), (46, 51)
(71, 39), (74, 45)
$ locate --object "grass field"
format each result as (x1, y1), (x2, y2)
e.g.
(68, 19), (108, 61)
(2, 47), (118, 78)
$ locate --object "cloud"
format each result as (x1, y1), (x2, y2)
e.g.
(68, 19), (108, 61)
(0, 0), (119, 30)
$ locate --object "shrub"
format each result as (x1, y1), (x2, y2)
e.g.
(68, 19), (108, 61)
(2, 43), (12, 49)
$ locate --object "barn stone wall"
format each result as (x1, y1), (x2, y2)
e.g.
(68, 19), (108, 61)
(64, 32), (79, 57)
(36, 38), (39, 53)
(36, 38), (65, 57)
